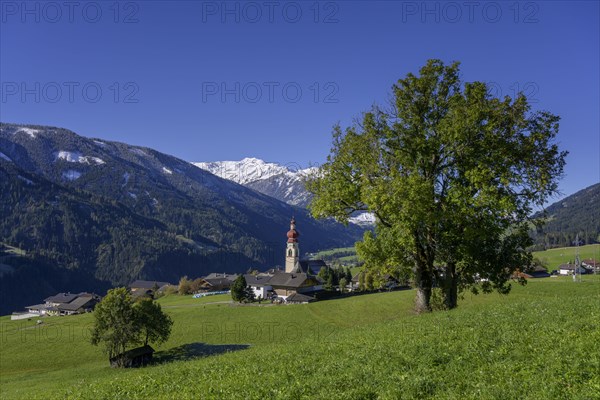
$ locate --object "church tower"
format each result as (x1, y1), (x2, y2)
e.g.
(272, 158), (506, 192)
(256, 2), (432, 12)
(285, 217), (300, 273)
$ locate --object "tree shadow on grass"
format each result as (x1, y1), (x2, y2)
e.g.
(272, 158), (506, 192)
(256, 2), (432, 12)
(154, 342), (250, 364)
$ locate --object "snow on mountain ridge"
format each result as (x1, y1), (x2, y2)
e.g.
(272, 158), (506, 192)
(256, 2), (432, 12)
(56, 151), (105, 165)
(193, 157), (314, 185)
(193, 158), (374, 227)
(16, 127), (40, 138)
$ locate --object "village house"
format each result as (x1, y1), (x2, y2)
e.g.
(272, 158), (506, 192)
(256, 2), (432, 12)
(198, 273), (240, 291)
(558, 263), (589, 275)
(12, 292), (101, 319)
(513, 265), (551, 279)
(244, 273), (273, 299)
(582, 259), (599, 273)
(128, 280), (176, 299)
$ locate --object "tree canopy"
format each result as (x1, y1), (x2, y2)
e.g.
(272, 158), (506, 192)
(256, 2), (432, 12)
(231, 275), (254, 303)
(90, 287), (173, 366)
(134, 298), (173, 347)
(90, 288), (139, 365)
(307, 59), (567, 312)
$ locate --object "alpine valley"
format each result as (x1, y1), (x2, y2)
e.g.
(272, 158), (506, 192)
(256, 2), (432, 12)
(0, 123), (364, 314)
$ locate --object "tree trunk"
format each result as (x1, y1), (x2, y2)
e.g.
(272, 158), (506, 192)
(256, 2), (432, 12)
(443, 261), (458, 310)
(414, 235), (433, 313)
(415, 285), (432, 313)
(414, 259), (432, 313)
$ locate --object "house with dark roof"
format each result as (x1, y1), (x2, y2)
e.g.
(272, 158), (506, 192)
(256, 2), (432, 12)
(45, 292), (79, 305)
(582, 259), (599, 272)
(24, 292), (101, 317)
(513, 265), (551, 279)
(244, 274), (273, 299)
(268, 271), (322, 298)
(286, 292), (317, 304)
(298, 260), (328, 275)
(129, 280), (174, 292)
(203, 273), (239, 281)
(198, 273), (240, 291)
(558, 264), (588, 275)
(129, 280), (176, 299)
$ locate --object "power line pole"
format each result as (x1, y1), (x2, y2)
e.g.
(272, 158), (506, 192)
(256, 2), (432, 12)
(574, 233), (581, 282)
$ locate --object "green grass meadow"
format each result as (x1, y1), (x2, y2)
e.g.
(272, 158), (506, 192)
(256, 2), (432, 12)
(315, 244), (600, 272)
(533, 244), (600, 270)
(1, 276), (599, 399)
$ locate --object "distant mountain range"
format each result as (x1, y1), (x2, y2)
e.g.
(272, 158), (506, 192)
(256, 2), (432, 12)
(0, 123), (364, 314)
(194, 158), (376, 226)
(193, 158), (315, 207)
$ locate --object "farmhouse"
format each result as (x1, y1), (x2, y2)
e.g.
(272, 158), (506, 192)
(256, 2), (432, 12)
(582, 259), (599, 273)
(129, 280), (176, 299)
(198, 273), (240, 291)
(558, 264), (588, 275)
(268, 271), (322, 299)
(16, 292), (101, 319)
(513, 265), (551, 279)
(244, 274), (273, 299)
(285, 292), (317, 304)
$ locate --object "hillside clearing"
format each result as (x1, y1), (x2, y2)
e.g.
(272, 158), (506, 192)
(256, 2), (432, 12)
(533, 244), (600, 269)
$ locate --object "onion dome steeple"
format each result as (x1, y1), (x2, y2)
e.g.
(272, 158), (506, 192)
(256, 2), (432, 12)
(287, 217), (300, 243)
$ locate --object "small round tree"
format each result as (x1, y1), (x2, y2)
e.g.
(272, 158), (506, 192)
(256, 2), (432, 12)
(231, 275), (248, 302)
(134, 298), (173, 346)
(90, 288), (138, 367)
(90, 287), (173, 367)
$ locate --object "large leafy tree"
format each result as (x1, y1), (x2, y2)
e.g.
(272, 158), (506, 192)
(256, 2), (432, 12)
(90, 288), (139, 365)
(91, 287), (173, 366)
(307, 60), (566, 312)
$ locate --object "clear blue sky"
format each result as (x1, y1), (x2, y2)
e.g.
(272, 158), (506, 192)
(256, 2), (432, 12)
(1, 1), (598, 199)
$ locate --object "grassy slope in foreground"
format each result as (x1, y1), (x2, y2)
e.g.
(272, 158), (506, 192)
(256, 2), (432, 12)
(0, 277), (598, 399)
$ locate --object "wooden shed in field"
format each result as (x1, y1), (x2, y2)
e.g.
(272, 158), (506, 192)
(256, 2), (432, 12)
(110, 345), (155, 368)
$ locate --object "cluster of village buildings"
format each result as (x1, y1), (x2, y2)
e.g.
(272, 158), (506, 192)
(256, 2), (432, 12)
(555, 259), (599, 275)
(129, 218), (346, 304)
(10, 218), (600, 320)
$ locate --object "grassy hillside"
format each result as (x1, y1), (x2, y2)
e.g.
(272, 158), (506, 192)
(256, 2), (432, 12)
(315, 244), (600, 273)
(533, 244), (600, 270)
(310, 246), (360, 266)
(1, 277), (599, 399)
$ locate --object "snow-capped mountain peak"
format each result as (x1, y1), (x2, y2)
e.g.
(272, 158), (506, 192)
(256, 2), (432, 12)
(193, 158), (315, 206)
(193, 157), (374, 226)
(193, 158), (313, 186)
